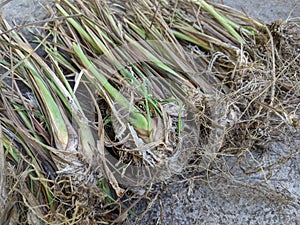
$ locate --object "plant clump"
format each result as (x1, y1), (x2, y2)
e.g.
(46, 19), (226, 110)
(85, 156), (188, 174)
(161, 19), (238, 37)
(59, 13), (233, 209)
(0, 0), (299, 224)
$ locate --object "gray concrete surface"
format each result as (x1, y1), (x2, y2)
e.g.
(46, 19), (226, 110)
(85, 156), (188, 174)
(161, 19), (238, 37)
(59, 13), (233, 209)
(1, 0), (50, 25)
(1, 1), (299, 225)
(1, 0), (299, 25)
(132, 140), (300, 225)
(0, 0), (51, 45)
(213, 0), (300, 23)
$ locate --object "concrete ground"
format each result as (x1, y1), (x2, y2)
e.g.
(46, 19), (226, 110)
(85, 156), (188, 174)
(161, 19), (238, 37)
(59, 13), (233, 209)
(1, 0), (299, 27)
(1, 1), (299, 225)
(213, 0), (300, 23)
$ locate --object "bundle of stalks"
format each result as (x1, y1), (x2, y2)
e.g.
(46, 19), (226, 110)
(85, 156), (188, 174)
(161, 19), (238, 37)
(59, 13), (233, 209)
(0, 0), (299, 224)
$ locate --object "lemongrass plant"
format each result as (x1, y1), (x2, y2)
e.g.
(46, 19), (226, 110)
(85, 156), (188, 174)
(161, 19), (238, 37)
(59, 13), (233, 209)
(0, 19), (110, 222)
(54, 0), (200, 172)
(0, 0), (277, 223)
(122, 0), (266, 66)
(50, 0), (266, 178)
